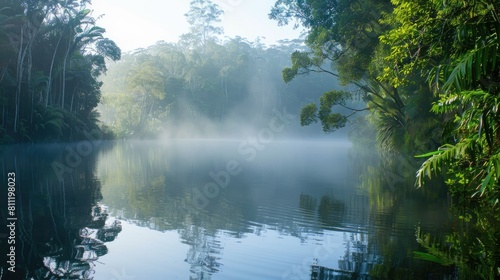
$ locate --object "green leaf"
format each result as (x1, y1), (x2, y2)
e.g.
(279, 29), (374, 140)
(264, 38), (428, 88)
(413, 251), (453, 266)
(415, 150), (443, 158)
(480, 171), (493, 196)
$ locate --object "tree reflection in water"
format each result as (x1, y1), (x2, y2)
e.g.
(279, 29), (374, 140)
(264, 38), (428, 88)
(2, 140), (458, 279)
(0, 143), (120, 279)
(36, 207), (122, 279)
(181, 226), (222, 279)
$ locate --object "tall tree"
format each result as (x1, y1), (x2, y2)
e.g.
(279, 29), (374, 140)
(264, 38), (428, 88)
(269, 0), (440, 153)
(180, 0), (224, 49)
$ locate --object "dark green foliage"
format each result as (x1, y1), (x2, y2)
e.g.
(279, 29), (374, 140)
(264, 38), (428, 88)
(0, 0), (120, 143)
(33, 106), (67, 140)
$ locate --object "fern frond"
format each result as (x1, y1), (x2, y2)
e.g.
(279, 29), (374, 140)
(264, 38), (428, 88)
(416, 138), (475, 188)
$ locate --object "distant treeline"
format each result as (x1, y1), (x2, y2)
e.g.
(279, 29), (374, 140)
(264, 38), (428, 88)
(98, 0), (361, 139)
(98, 38), (356, 139)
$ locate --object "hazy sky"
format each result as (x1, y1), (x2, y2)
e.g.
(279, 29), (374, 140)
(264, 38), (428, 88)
(91, 0), (304, 52)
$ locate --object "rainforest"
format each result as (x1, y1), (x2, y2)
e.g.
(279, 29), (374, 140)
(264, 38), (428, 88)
(0, 0), (499, 279)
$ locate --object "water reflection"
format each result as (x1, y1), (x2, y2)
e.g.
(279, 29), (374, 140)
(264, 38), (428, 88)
(1, 140), (457, 279)
(95, 140), (360, 279)
(351, 148), (456, 279)
(182, 226), (222, 278)
(0, 143), (120, 279)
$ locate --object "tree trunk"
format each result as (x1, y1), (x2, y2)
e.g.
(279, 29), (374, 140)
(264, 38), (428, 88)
(61, 48), (69, 109)
(14, 28), (25, 134)
(0, 67), (6, 130)
(46, 33), (63, 107)
(70, 92), (75, 113)
(27, 34), (34, 125)
(61, 33), (73, 110)
(2, 105), (5, 129)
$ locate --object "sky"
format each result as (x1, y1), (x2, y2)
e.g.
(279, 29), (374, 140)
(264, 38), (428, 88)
(90, 0), (305, 52)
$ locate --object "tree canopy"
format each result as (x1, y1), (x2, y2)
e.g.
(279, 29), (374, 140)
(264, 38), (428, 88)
(0, 0), (119, 143)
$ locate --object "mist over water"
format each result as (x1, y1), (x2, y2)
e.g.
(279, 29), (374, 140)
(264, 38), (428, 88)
(0, 137), (454, 279)
(98, 138), (354, 195)
(94, 138), (360, 278)
(156, 74), (340, 140)
(156, 91), (345, 141)
(93, 138), (451, 279)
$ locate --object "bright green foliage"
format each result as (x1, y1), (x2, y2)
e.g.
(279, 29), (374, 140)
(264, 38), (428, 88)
(282, 51), (326, 82)
(299, 90), (351, 132)
(417, 87), (500, 201)
(380, 0), (499, 87)
(270, 0), (439, 153)
(378, 0), (500, 276)
(378, 0), (438, 86)
(404, 0), (500, 203)
(274, 0), (500, 276)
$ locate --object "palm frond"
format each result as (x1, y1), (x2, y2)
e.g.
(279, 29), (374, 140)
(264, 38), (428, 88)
(416, 137), (476, 188)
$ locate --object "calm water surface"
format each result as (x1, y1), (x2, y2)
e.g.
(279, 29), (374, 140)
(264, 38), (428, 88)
(0, 140), (453, 279)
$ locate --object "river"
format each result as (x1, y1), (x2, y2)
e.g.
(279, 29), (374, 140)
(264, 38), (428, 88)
(0, 139), (454, 279)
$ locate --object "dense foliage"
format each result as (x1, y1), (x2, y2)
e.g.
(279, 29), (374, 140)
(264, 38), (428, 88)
(270, 0), (500, 278)
(0, 0), (119, 143)
(270, 0), (442, 154)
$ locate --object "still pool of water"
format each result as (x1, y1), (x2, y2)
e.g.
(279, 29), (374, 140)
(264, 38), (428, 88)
(0, 140), (454, 279)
